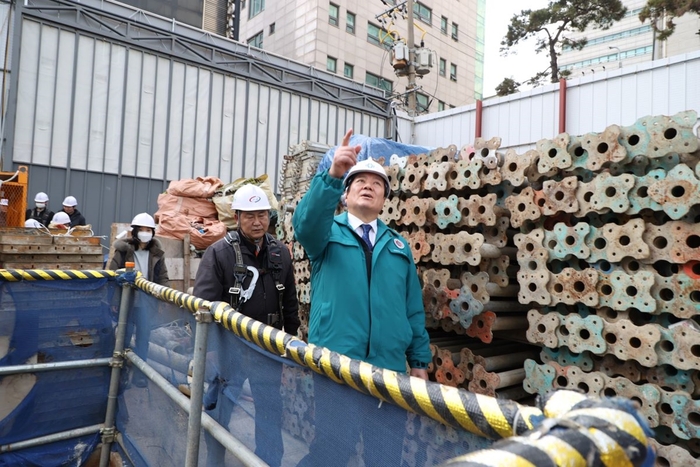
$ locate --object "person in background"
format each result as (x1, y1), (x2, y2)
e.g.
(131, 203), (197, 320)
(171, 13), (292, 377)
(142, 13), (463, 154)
(0, 199), (8, 227)
(293, 129), (431, 467)
(108, 213), (169, 387)
(26, 192), (54, 227)
(60, 196), (86, 227)
(193, 184), (299, 467)
(48, 211), (71, 229)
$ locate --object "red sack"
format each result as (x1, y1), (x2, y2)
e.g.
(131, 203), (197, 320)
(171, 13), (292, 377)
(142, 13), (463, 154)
(167, 176), (223, 198)
(155, 212), (192, 240)
(155, 193), (218, 221)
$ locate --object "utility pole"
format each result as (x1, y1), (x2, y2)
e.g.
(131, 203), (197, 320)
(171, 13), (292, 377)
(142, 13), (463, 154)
(406, 0), (417, 115)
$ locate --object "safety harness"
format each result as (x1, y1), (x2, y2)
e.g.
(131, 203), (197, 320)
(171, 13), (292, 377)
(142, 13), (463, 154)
(224, 231), (286, 328)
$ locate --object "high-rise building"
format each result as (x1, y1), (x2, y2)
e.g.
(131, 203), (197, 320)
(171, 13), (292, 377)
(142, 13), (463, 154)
(558, 0), (700, 77)
(235, 0), (485, 113)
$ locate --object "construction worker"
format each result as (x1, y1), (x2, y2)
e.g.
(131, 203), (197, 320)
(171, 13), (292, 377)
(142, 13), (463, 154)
(48, 211), (71, 229)
(26, 192), (54, 227)
(193, 184), (299, 467)
(0, 199), (7, 227)
(108, 213), (170, 387)
(293, 129), (431, 467)
(60, 196), (86, 227)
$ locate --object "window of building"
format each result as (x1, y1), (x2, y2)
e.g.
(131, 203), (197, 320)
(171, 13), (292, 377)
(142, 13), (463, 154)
(327, 56), (337, 73)
(249, 0), (264, 19)
(344, 63), (354, 79)
(367, 22), (393, 48)
(413, 2), (432, 25)
(248, 30), (263, 48)
(365, 72), (392, 93)
(450, 63), (457, 81)
(441, 16), (448, 34)
(439, 58), (446, 77)
(329, 3), (339, 26)
(346, 12), (356, 34)
(269, 22), (275, 35)
(451, 22), (459, 41)
(438, 101), (445, 112)
(416, 92), (429, 112)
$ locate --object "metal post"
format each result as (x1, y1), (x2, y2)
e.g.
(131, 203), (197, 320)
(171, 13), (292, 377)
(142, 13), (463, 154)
(1, 424), (104, 453)
(99, 264), (135, 467)
(406, 0), (416, 115)
(184, 307), (213, 467)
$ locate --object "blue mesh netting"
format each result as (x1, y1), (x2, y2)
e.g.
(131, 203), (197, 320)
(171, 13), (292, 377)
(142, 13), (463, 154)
(1, 280), (493, 466)
(0, 278), (118, 466)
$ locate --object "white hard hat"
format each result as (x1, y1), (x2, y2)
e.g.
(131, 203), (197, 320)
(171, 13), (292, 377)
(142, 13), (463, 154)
(25, 219), (43, 228)
(51, 212), (71, 225)
(131, 212), (157, 229)
(0, 199), (7, 206)
(231, 184), (272, 211)
(63, 196), (78, 207)
(343, 159), (390, 197)
(35, 192), (49, 202)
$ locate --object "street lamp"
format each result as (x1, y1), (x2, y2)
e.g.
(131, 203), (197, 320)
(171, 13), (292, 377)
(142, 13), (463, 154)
(609, 46), (622, 68)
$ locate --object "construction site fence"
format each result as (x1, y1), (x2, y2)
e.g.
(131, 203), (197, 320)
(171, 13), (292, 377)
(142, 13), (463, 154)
(0, 269), (654, 466)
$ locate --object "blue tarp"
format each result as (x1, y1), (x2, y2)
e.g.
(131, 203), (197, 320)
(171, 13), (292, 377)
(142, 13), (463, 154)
(316, 135), (433, 174)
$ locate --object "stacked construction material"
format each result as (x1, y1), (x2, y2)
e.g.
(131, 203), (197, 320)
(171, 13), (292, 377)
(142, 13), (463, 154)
(0, 228), (104, 269)
(279, 141), (330, 204)
(512, 111), (700, 466)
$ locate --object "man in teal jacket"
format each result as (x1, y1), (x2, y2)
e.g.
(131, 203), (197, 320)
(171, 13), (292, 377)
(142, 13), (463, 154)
(293, 129), (431, 466)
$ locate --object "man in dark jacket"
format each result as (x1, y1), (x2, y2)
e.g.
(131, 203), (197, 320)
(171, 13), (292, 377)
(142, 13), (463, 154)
(193, 184), (299, 467)
(26, 192), (54, 227)
(60, 196), (86, 227)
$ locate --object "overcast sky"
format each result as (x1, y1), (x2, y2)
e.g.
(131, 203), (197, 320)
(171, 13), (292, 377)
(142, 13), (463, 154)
(483, 0), (551, 98)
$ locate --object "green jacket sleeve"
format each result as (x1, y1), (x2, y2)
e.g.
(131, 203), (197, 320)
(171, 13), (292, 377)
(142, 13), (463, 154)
(292, 170), (344, 261)
(405, 262), (431, 368)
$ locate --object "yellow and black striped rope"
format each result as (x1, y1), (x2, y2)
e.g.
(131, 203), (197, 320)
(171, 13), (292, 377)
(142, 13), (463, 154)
(133, 275), (210, 314)
(440, 390), (655, 467)
(285, 340), (543, 439)
(0, 269), (117, 281)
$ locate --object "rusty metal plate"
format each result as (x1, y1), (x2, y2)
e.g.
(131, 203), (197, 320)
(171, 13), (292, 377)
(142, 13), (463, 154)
(580, 124), (627, 171)
(523, 360), (558, 395)
(527, 309), (559, 348)
(626, 168), (665, 215)
(424, 161), (453, 192)
(593, 353), (642, 382)
(505, 186), (541, 227)
(449, 159), (483, 190)
(515, 229), (548, 268)
(639, 110), (699, 158)
(658, 388), (700, 440)
(406, 230), (431, 263)
(548, 268), (599, 307)
(541, 346), (594, 372)
(478, 163), (502, 187)
(457, 194), (497, 227)
(501, 149), (535, 187)
(429, 195), (461, 229)
(292, 242), (305, 261)
(401, 164), (427, 194)
(545, 222), (591, 260)
(602, 319), (660, 367)
(596, 270), (655, 312)
(517, 270), (551, 305)
(642, 221), (700, 264)
(422, 268), (451, 290)
(650, 439), (699, 467)
(431, 232), (485, 266)
(656, 322), (700, 371)
(449, 286), (485, 328)
(591, 172), (635, 214)
(536, 133), (571, 174)
(480, 255), (511, 287)
(646, 365), (694, 393)
(380, 196), (401, 225)
(565, 367), (605, 396)
(427, 145), (458, 164)
(482, 216), (509, 248)
(538, 176), (579, 216)
(459, 271), (490, 304)
(473, 136), (502, 170)
(651, 271), (700, 319)
(384, 164), (403, 193)
(398, 197), (430, 227)
(555, 313), (605, 354)
(587, 218), (649, 263)
(648, 163), (700, 220)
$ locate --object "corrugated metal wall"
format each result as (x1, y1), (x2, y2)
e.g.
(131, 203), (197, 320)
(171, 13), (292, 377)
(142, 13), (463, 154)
(4, 3), (388, 238)
(399, 50), (700, 152)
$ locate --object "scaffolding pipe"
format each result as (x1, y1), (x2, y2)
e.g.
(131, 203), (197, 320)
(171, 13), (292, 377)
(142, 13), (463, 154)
(184, 307), (212, 467)
(99, 264), (135, 467)
(125, 352), (265, 467)
(0, 424), (103, 453)
(0, 357), (111, 376)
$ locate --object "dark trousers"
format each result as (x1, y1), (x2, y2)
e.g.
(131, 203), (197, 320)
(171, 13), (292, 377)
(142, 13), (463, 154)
(204, 348), (285, 467)
(297, 373), (407, 467)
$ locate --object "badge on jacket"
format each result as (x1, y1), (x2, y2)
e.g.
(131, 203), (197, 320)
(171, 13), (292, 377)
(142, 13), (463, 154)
(393, 239), (404, 249)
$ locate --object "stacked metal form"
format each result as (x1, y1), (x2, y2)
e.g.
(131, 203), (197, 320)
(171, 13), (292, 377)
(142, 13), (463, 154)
(278, 112), (700, 465)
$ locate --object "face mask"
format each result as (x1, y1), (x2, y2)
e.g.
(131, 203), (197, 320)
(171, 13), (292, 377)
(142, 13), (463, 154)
(36, 203), (46, 209)
(137, 232), (153, 243)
